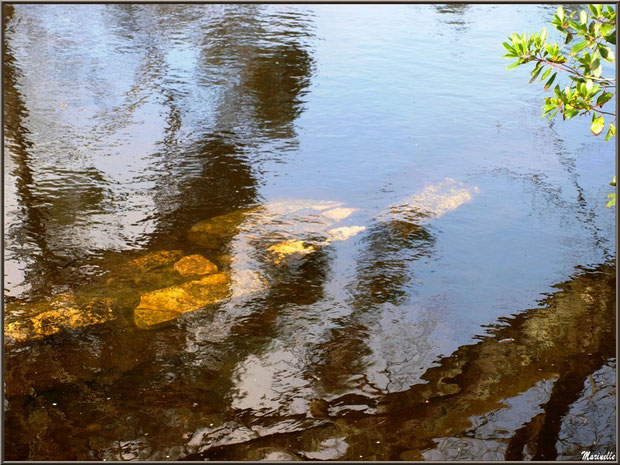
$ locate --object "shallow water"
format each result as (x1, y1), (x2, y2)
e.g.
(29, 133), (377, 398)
(3, 3), (616, 461)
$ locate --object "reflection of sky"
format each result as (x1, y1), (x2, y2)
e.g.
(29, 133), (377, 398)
(6, 0), (615, 367)
(4, 3), (614, 331)
(3, 4), (616, 454)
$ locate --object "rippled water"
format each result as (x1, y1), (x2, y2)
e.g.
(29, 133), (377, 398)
(3, 3), (616, 461)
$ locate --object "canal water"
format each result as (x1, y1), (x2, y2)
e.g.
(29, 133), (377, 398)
(3, 3), (616, 461)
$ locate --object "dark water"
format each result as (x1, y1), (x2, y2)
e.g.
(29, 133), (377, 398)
(3, 3), (616, 461)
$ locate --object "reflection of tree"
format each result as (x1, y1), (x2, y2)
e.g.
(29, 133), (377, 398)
(244, 44), (313, 137)
(94, 4), (317, 246)
(3, 4), (316, 298)
(434, 3), (470, 32)
(505, 352), (606, 460)
(4, 5), (319, 460)
(313, 218), (436, 395)
(187, 263), (614, 461)
(3, 4), (62, 300)
(362, 263), (615, 460)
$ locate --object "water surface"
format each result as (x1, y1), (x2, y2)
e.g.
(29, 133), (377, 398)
(3, 3), (616, 461)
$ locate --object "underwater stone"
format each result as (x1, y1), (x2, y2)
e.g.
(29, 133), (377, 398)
(326, 225), (366, 242)
(130, 250), (184, 271)
(4, 295), (115, 343)
(174, 254), (218, 277)
(187, 208), (256, 249)
(267, 239), (317, 264)
(134, 273), (231, 329)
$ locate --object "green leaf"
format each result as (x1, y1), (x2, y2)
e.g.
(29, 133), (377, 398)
(606, 193), (615, 208)
(577, 81), (587, 96)
(596, 92), (613, 106)
(540, 27), (547, 43)
(502, 42), (518, 54)
(607, 31), (616, 45)
(591, 59), (602, 77)
(507, 60), (522, 70)
(544, 72), (557, 90)
(547, 108), (559, 121)
(601, 24), (613, 36)
(530, 65), (543, 83)
(591, 115), (605, 135)
(557, 6), (565, 21)
(565, 33), (573, 45)
(544, 43), (556, 56)
(564, 108), (579, 119)
(580, 10), (588, 24)
(568, 19), (582, 31)
(605, 123), (616, 141)
(595, 4), (603, 16)
(585, 79), (593, 92)
(570, 40), (588, 56)
(588, 4), (598, 16)
(599, 45), (615, 62)
(540, 67), (552, 81)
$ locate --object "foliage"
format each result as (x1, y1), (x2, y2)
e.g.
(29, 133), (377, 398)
(503, 4), (616, 207)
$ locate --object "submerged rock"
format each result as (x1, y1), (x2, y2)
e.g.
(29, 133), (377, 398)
(268, 239), (317, 264)
(246, 448), (301, 461)
(134, 273), (231, 329)
(326, 225), (366, 243)
(385, 178), (478, 223)
(130, 250), (184, 271)
(4, 295), (115, 343)
(308, 398), (330, 418)
(133, 267), (269, 329)
(174, 254), (218, 277)
(322, 207), (358, 222)
(187, 208), (258, 249)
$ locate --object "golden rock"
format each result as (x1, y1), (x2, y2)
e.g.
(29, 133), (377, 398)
(385, 178), (478, 223)
(173, 254), (218, 277)
(4, 295), (115, 343)
(130, 250), (184, 271)
(134, 273), (231, 329)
